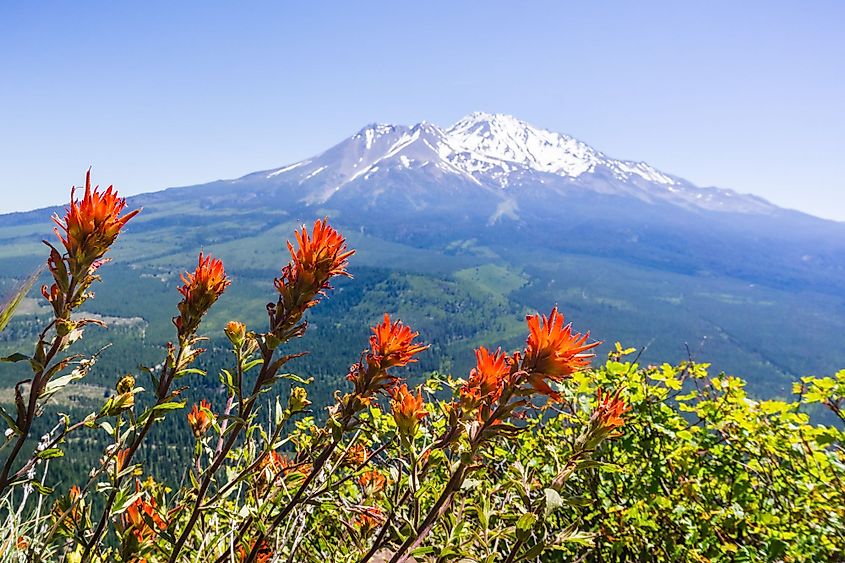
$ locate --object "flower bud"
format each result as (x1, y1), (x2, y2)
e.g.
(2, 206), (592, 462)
(225, 321), (247, 346)
(174, 253), (230, 338)
(116, 374), (135, 394)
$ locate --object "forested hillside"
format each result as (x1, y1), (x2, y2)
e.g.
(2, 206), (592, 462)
(0, 182), (842, 561)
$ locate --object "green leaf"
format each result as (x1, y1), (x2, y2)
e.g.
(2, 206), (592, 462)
(175, 367), (206, 378)
(242, 359), (264, 372)
(1, 353), (29, 363)
(30, 481), (54, 495)
(516, 512), (537, 533)
(42, 370), (86, 398)
(111, 490), (144, 515)
(516, 542), (546, 561)
(0, 265), (43, 333)
(0, 405), (21, 434)
(36, 448), (64, 460)
(152, 400), (186, 411)
(274, 396), (284, 426)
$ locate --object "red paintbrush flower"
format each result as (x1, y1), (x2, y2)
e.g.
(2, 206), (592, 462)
(186, 400), (213, 437)
(274, 218), (354, 307)
(353, 506), (385, 536)
(237, 540), (273, 563)
(174, 252), (230, 336)
(345, 315), (427, 411)
(358, 470), (387, 495)
(52, 170), (139, 275)
(466, 346), (511, 401)
(270, 219), (354, 338)
(593, 388), (629, 437)
(289, 218), (353, 282)
(523, 307), (600, 399)
(123, 492), (166, 542)
(368, 314), (429, 370)
(390, 384), (428, 438)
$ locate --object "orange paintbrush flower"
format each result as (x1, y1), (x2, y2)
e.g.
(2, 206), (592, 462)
(353, 506), (385, 536)
(259, 450), (289, 474)
(123, 493), (166, 542)
(225, 320), (247, 346)
(274, 218), (354, 305)
(593, 388), (630, 436)
(346, 315), (427, 400)
(51, 484), (85, 530)
(254, 451), (311, 498)
(359, 470), (387, 495)
(115, 448), (132, 473)
(186, 400), (213, 437)
(463, 346), (511, 403)
(52, 169), (140, 275)
(270, 219), (354, 338)
(368, 314), (429, 370)
(345, 443), (369, 467)
(174, 252), (230, 336)
(390, 384), (428, 438)
(289, 218), (354, 282)
(523, 307), (600, 399)
(237, 540), (273, 563)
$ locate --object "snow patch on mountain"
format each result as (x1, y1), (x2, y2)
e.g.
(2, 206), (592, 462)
(249, 112), (774, 215)
(267, 160), (309, 178)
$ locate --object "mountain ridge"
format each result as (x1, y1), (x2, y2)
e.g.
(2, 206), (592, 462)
(1, 112), (839, 227)
(236, 112), (779, 219)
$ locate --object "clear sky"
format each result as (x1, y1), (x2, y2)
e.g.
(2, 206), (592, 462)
(1, 1), (843, 220)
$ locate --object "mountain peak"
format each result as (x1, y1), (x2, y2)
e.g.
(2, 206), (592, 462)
(452, 111), (534, 129)
(444, 112), (602, 181)
(352, 123), (405, 149)
(251, 112), (775, 215)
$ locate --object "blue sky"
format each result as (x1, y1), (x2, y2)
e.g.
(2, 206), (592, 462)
(2, 1), (843, 220)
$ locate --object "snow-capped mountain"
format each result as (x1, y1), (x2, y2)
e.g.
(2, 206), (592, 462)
(119, 111), (842, 299)
(3, 111), (844, 311)
(239, 112), (776, 217)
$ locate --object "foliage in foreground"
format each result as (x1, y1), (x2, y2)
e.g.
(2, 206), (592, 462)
(0, 174), (842, 562)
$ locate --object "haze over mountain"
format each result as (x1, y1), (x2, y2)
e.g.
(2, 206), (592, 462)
(2, 113), (844, 397)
